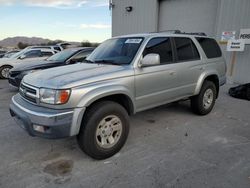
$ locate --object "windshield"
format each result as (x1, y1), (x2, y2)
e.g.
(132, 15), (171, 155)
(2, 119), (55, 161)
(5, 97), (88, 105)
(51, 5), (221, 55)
(11, 49), (27, 59)
(47, 49), (78, 62)
(86, 37), (144, 65)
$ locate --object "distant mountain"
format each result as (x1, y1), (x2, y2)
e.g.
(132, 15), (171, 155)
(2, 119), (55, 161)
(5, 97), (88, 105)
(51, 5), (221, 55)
(0, 36), (58, 48)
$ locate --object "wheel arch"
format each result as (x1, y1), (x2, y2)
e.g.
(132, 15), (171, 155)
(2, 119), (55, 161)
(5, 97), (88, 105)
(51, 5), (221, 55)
(195, 72), (220, 98)
(84, 93), (135, 116)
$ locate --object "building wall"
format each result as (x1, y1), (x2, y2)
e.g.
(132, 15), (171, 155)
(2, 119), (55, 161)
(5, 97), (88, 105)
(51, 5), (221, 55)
(215, 0), (250, 83)
(112, 0), (250, 83)
(112, 0), (159, 36)
(158, 0), (219, 36)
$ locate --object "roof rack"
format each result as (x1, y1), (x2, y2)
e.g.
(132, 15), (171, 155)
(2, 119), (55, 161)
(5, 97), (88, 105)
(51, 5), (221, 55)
(159, 30), (207, 36)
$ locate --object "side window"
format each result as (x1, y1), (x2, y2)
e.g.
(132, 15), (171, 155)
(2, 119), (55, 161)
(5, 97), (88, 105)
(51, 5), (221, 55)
(41, 51), (53, 57)
(174, 37), (200, 62)
(54, 47), (61, 51)
(70, 51), (90, 63)
(24, 50), (41, 58)
(143, 37), (173, 64)
(196, 37), (222, 58)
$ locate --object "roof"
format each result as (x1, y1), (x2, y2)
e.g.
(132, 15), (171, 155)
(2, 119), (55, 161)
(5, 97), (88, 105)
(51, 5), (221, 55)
(64, 47), (95, 52)
(113, 31), (212, 39)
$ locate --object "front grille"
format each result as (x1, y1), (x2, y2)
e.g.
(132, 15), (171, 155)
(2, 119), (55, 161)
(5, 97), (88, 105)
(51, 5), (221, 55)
(9, 71), (20, 78)
(19, 83), (38, 104)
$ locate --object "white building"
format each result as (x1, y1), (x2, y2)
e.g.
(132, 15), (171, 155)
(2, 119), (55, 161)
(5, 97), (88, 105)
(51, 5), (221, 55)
(111, 0), (250, 83)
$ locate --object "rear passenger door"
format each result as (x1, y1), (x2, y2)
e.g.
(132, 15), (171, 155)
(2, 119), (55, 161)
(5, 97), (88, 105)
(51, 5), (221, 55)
(171, 37), (203, 96)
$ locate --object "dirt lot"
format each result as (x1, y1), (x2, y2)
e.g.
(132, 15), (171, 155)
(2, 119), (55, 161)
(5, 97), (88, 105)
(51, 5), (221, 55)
(0, 80), (250, 188)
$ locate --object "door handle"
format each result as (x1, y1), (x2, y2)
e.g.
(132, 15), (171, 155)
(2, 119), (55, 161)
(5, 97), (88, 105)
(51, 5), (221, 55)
(169, 71), (176, 75)
(199, 67), (205, 70)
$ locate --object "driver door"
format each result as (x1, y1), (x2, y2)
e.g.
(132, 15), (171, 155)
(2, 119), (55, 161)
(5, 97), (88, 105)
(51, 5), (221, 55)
(134, 37), (179, 111)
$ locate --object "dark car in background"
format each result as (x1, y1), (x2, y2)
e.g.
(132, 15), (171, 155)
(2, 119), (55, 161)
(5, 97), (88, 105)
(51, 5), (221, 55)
(8, 47), (94, 88)
(0, 50), (7, 58)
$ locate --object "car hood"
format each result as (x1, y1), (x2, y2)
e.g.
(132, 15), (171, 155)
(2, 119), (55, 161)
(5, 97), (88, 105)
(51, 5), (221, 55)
(23, 63), (133, 89)
(0, 57), (47, 67)
(0, 58), (15, 64)
(11, 60), (61, 71)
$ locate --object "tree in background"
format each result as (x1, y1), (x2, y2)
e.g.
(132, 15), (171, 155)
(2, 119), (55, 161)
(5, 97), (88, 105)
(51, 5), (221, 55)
(81, 40), (92, 47)
(81, 40), (100, 47)
(44, 40), (64, 46)
(17, 42), (29, 49)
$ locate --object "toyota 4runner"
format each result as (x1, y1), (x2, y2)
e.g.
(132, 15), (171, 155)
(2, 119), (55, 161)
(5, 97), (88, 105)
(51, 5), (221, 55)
(10, 32), (226, 159)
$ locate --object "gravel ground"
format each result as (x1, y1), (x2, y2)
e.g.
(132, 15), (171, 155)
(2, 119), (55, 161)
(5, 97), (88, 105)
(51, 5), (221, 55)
(0, 80), (249, 188)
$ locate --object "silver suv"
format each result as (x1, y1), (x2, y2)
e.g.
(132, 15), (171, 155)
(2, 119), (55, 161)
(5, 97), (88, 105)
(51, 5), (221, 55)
(10, 32), (226, 159)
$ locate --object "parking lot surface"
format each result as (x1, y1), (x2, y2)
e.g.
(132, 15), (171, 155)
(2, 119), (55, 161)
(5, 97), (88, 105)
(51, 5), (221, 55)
(0, 80), (250, 188)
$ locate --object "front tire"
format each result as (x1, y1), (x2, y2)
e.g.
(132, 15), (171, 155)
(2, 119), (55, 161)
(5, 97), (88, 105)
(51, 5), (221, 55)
(191, 81), (217, 115)
(77, 101), (130, 160)
(0, 65), (12, 79)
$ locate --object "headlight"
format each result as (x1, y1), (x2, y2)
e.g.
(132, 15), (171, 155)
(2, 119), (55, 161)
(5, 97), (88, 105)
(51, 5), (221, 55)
(39, 88), (71, 104)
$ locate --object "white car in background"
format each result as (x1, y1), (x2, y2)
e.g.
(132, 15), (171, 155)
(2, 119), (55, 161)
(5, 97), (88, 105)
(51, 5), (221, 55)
(0, 48), (56, 79)
(26, 45), (63, 52)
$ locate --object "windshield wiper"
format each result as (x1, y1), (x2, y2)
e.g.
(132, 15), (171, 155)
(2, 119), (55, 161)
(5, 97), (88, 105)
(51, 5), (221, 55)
(94, 59), (121, 66)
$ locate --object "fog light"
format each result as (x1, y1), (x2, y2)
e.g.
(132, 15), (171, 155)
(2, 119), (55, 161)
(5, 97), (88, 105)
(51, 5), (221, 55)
(33, 125), (48, 133)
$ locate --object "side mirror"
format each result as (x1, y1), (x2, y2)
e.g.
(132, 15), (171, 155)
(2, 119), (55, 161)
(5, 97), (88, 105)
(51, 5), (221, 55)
(19, 55), (26, 60)
(140, 54), (160, 67)
(68, 59), (77, 64)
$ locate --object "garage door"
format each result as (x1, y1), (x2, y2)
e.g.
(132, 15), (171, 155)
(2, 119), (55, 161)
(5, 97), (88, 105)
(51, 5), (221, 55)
(158, 0), (218, 36)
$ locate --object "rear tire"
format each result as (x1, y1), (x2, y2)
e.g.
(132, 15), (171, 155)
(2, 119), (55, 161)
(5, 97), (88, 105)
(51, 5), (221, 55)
(191, 81), (217, 115)
(0, 65), (12, 79)
(77, 101), (130, 160)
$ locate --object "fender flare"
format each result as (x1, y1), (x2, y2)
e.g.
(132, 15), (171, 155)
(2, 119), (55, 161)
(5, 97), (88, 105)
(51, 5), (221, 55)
(194, 71), (219, 96)
(77, 84), (136, 113)
(70, 85), (135, 136)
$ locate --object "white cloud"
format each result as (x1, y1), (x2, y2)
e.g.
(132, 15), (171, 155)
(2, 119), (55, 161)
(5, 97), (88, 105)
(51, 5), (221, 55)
(24, 0), (87, 9)
(0, 0), (108, 9)
(91, 2), (109, 7)
(0, 0), (14, 5)
(80, 24), (111, 29)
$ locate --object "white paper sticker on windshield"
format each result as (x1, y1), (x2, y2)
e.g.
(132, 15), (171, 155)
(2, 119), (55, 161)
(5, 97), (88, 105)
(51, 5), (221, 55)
(125, 39), (142, 44)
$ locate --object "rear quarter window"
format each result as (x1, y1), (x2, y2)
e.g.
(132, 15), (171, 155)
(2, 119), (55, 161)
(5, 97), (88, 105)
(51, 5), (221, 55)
(174, 37), (200, 62)
(196, 37), (222, 59)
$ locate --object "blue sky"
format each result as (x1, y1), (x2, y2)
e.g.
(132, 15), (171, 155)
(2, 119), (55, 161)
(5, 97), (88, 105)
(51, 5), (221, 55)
(0, 0), (111, 42)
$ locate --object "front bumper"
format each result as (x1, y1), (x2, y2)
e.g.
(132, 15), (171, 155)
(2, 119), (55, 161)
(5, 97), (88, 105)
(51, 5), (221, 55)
(9, 94), (83, 139)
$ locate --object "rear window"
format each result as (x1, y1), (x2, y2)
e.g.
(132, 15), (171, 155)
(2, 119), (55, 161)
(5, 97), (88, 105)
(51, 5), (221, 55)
(174, 37), (200, 62)
(196, 37), (222, 59)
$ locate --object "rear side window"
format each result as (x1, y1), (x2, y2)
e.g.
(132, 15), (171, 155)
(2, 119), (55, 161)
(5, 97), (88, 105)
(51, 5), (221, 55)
(196, 37), (222, 58)
(143, 37), (173, 64)
(41, 51), (53, 56)
(24, 50), (42, 58)
(71, 51), (91, 62)
(174, 37), (200, 62)
(54, 47), (61, 51)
